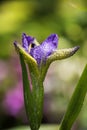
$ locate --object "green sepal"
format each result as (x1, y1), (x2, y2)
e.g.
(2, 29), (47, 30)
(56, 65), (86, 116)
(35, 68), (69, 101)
(47, 46), (79, 63)
(59, 64), (87, 130)
(41, 46), (79, 82)
(18, 49), (44, 130)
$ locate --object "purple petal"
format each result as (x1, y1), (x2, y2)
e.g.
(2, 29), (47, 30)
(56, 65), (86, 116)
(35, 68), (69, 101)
(22, 33), (34, 52)
(30, 34), (58, 64)
(43, 34), (58, 49)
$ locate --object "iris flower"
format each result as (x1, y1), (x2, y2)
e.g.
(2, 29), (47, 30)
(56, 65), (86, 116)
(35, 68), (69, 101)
(14, 33), (79, 130)
(14, 33), (58, 66)
(14, 33), (79, 81)
(14, 33), (79, 66)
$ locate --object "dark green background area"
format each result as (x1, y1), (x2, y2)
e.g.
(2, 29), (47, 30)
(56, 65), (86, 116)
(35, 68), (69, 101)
(0, 0), (87, 58)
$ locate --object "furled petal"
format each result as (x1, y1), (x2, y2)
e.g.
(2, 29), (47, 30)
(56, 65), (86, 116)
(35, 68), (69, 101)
(30, 34), (58, 65)
(22, 33), (34, 52)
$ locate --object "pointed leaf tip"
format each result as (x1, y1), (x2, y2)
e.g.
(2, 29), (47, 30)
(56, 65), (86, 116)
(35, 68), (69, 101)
(70, 46), (80, 55)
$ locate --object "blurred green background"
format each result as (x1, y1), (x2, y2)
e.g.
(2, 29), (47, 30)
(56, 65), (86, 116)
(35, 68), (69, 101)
(0, 0), (87, 130)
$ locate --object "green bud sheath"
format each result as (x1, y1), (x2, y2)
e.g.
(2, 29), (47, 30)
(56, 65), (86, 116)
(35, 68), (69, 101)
(19, 53), (44, 130)
(48, 46), (80, 63)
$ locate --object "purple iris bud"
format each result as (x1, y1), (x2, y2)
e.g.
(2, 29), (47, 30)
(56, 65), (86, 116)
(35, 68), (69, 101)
(14, 33), (58, 65)
(22, 33), (58, 65)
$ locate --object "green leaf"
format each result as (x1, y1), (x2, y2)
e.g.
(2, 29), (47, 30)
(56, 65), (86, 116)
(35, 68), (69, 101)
(60, 64), (87, 130)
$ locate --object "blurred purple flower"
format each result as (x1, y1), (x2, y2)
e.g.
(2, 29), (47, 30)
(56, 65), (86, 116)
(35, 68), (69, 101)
(2, 57), (24, 117)
(2, 81), (24, 116)
(14, 33), (58, 65)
